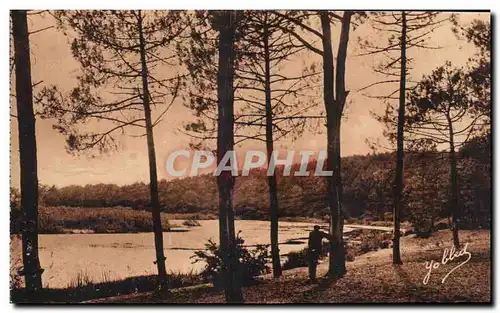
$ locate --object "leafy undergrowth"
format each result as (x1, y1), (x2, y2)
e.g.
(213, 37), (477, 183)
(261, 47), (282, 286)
(87, 230), (490, 304)
(283, 229), (394, 269)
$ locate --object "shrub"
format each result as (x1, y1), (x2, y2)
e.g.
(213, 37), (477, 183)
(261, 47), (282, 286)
(191, 232), (270, 289)
(354, 230), (392, 254)
(283, 240), (336, 270)
(345, 247), (356, 262)
(10, 207), (22, 235)
(435, 221), (449, 230)
(282, 247), (309, 270)
(345, 229), (393, 257)
(410, 216), (434, 235)
(415, 229), (433, 238)
(10, 188), (22, 235)
(10, 235), (23, 290)
(383, 212), (393, 222)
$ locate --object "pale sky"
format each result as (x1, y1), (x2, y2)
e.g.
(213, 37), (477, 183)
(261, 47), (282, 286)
(10, 11), (489, 187)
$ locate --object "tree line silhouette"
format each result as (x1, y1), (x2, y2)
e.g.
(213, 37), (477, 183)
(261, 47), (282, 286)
(22, 141), (488, 229)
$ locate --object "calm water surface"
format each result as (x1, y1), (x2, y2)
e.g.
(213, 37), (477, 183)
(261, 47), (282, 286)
(12, 220), (359, 288)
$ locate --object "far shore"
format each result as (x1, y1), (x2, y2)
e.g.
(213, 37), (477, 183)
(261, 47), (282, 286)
(11, 205), (402, 235)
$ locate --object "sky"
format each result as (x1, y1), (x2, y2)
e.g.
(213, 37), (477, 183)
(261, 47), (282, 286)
(9, 11), (489, 188)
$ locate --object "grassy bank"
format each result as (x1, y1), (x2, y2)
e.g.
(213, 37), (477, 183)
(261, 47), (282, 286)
(11, 271), (204, 303)
(12, 206), (171, 234)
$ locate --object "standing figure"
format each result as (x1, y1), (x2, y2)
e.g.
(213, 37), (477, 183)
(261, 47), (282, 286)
(308, 225), (332, 282)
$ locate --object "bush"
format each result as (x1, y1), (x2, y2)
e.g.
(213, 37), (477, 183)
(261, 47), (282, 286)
(10, 188), (22, 235)
(436, 221), (449, 230)
(10, 235), (23, 290)
(383, 212), (393, 222)
(350, 230), (392, 255)
(410, 217), (434, 235)
(282, 247), (309, 270)
(191, 232), (270, 289)
(415, 229), (433, 238)
(345, 247), (356, 262)
(10, 207), (22, 235)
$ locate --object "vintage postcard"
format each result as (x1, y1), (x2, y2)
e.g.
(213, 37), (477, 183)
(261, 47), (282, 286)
(9, 8), (491, 304)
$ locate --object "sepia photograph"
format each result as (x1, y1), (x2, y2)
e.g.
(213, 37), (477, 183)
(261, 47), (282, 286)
(8, 7), (492, 304)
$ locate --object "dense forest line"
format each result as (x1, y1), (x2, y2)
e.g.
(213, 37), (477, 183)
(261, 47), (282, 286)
(17, 132), (489, 231)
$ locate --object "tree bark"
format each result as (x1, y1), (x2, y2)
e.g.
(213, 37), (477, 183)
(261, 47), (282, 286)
(321, 11), (352, 277)
(12, 9), (44, 294)
(263, 21), (283, 278)
(320, 12), (337, 276)
(393, 11), (406, 265)
(217, 10), (244, 303)
(137, 10), (168, 288)
(332, 11), (352, 276)
(446, 115), (460, 248)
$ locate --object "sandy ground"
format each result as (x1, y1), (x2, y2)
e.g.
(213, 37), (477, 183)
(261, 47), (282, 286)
(90, 229), (491, 304)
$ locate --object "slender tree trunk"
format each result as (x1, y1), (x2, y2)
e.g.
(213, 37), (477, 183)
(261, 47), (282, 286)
(320, 11), (352, 277)
(320, 12), (343, 277)
(393, 11), (406, 265)
(217, 10), (243, 303)
(137, 11), (168, 288)
(446, 116), (460, 248)
(333, 11), (352, 276)
(12, 9), (43, 294)
(263, 21), (282, 278)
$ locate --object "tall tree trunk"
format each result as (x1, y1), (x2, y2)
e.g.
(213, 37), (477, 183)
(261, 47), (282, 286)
(263, 21), (282, 278)
(137, 10), (168, 288)
(393, 11), (406, 265)
(320, 11), (352, 277)
(333, 11), (352, 276)
(320, 12), (342, 277)
(12, 9), (43, 294)
(446, 116), (460, 248)
(217, 10), (243, 303)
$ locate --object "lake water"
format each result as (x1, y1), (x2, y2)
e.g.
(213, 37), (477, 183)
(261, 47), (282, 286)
(11, 220), (361, 289)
